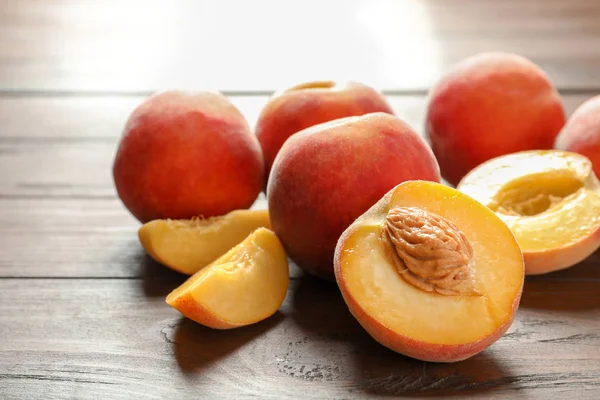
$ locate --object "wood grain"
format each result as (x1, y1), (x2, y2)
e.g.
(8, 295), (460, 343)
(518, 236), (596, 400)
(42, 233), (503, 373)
(0, 93), (599, 279)
(0, 277), (599, 399)
(0, 94), (598, 279)
(0, 94), (595, 199)
(2, 1), (600, 398)
(1, 0), (600, 92)
(1, 195), (599, 281)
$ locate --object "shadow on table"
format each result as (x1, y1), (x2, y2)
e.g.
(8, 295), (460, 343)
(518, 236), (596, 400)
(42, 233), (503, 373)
(171, 313), (284, 376)
(520, 251), (600, 311)
(135, 250), (187, 298)
(289, 275), (518, 397)
(519, 278), (600, 311)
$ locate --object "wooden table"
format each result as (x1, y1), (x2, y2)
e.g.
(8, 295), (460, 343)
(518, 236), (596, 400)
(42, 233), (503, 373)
(1, 1), (599, 398)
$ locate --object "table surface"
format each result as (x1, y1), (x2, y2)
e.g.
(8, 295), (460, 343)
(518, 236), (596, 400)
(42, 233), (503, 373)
(1, 1), (600, 399)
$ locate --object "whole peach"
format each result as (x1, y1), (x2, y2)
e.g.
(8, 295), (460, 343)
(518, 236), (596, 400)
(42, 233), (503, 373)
(113, 90), (264, 223)
(555, 96), (600, 178)
(256, 80), (394, 177)
(267, 112), (441, 280)
(426, 52), (566, 186)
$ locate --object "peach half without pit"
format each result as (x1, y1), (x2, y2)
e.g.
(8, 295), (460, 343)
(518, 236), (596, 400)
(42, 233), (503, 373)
(334, 181), (524, 362)
(166, 228), (289, 329)
(458, 150), (600, 275)
(139, 209), (271, 275)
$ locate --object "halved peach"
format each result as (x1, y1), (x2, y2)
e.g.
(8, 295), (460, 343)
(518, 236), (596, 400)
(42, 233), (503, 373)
(458, 150), (600, 275)
(138, 209), (270, 275)
(334, 181), (524, 362)
(166, 228), (289, 329)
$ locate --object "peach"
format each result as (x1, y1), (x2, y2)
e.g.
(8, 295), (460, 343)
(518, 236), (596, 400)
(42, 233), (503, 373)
(268, 112), (441, 280)
(113, 90), (264, 223)
(555, 95), (600, 178)
(425, 52), (566, 186)
(458, 150), (600, 275)
(255, 80), (394, 177)
(138, 209), (271, 275)
(334, 181), (524, 362)
(166, 228), (289, 329)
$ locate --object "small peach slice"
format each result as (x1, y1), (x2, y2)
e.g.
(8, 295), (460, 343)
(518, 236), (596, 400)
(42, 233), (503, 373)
(138, 209), (271, 275)
(166, 228), (289, 329)
(334, 181), (524, 362)
(458, 150), (600, 275)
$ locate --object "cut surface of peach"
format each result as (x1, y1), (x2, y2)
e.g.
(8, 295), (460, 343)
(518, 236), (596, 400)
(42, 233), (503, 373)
(458, 150), (600, 275)
(334, 181), (524, 362)
(166, 227), (289, 329)
(138, 209), (271, 275)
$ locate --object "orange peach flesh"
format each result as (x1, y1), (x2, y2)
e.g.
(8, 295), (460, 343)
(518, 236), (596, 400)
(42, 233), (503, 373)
(166, 228), (289, 329)
(458, 150), (600, 275)
(334, 181), (524, 362)
(138, 209), (271, 275)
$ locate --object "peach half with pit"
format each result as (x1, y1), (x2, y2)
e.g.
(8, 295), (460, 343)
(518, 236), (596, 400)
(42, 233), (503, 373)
(458, 150), (600, 275)
(334, 181), (524, 362)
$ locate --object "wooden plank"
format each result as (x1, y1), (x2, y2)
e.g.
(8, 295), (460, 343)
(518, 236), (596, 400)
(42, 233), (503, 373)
(0, 94), (428, 139)
(0, 95), (429, 198)
(1, 0), (600, 92)
(0, 198), (596, 282)
(0, 96), (270, 139)
(0, 196), (599, 280)
(0, 196), (280, 279)
(0, 94), (595, 198)
(0, 93), (599, 278)
(0, 93), (593, 141)
(0, 278), (598, 399)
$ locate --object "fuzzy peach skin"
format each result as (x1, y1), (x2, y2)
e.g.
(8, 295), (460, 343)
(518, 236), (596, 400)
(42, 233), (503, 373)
(555, 95), (600, 179)
(267, 112), (440, 280)
(334, 181), (524, 362)
(256, 80), (394, 177)
(426, 52), (566, 186)
(113, 90), (264, 223)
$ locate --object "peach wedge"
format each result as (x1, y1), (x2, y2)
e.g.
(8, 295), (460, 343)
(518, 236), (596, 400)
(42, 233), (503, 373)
(458, 150), (600, 275)
(334, 181), (524, 362)
(166, 228), (289, 329)
(138, 209), (271, 275)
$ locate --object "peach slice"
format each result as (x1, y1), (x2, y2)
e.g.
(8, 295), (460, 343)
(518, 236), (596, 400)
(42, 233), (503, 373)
(458, 150), (600, 275)
(139, 209), (271, 275)
(334, 181), (524, 362)
(166, 228), (289, 329)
